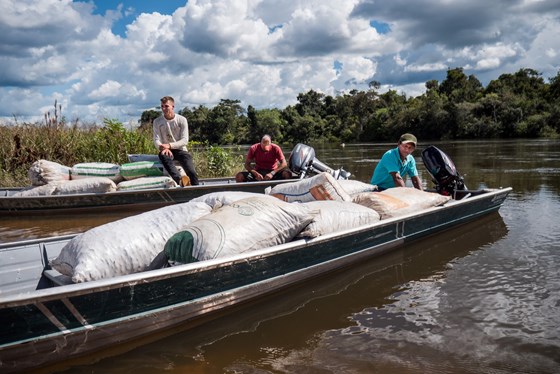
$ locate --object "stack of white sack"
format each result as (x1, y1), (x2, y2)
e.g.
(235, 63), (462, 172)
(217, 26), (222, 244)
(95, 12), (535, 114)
(126, 153), (187, 179)
(192, 191), (381, 239)
(117, 176), (177, 191)
(352, 187), (451, 219)
(337, 179), (378, 195)
(70, 162), (123, 183)
(190, 191), (267, 209)
(28, 160), (71, 186)
(266, 172), (351, 203)
(163, 195), (317, 264)
(119, 161), (164, 180)
(296, 200), (381, 238)
(52, 177), (117, 194)
(50, 201), (212, 283)
(10, 184), (59, 197)
(12, 182), (117, 197)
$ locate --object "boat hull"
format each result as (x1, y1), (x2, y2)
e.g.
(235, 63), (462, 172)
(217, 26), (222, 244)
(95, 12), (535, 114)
(0, 178), (287, 216)
(0, 188), (512, 372)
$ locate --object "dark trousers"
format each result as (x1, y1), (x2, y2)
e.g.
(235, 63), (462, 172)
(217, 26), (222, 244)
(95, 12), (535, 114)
(241, 169), (286, 182)
(159, 149), (199, 185)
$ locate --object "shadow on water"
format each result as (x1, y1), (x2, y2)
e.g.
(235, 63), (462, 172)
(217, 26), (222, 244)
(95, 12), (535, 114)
(58, 213), (508, 373)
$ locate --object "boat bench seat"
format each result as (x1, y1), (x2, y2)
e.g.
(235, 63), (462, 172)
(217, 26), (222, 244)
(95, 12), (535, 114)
(43, 269), (73, 286)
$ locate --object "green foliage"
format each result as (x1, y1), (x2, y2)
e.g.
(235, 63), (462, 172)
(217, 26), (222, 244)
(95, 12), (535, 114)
(139, 109), (160, 132)
(252, 108), (286, 143)
(197, 145), (244, 178)
(0, 120), (241, 187)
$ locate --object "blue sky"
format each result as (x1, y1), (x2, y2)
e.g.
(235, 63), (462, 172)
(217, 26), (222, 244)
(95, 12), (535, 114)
(1, 0), (559, 124)
(77, 0), (186, 37)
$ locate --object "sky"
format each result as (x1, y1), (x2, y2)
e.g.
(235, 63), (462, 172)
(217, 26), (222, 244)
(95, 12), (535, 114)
(1, 0), (559, 125)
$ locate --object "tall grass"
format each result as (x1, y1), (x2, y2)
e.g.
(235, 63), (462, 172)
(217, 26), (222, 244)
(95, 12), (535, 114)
(0, 120), (243, 187)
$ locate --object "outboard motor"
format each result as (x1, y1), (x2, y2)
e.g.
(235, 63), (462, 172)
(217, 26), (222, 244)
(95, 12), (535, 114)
(288, 143), (351, 180)
(421, 145), (467, 197)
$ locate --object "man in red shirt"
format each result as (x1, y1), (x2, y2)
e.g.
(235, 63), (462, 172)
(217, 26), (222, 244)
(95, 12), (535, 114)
(235, 135), (293, 182)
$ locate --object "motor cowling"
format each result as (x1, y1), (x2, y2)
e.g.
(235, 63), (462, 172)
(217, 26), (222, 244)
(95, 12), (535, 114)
(288, 143), (351, 180)
(421, 145), (467, 196)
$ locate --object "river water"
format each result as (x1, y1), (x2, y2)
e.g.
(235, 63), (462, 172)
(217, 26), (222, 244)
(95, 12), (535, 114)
(4, 139), (560, 373)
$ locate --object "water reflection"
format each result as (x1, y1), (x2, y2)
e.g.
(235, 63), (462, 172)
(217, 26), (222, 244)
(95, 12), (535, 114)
(0, 212), (135, 243)
(334, 139), (560, 195)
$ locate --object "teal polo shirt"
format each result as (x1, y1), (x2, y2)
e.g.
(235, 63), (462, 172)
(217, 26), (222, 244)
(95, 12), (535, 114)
(370, 147), (418, 189)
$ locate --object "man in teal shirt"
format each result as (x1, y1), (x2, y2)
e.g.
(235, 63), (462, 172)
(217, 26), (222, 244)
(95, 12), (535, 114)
(370, 133), (423, 191)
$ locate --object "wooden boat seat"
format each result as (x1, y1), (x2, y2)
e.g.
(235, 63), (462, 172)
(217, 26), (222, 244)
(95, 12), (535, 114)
(42, 269), (73, 286)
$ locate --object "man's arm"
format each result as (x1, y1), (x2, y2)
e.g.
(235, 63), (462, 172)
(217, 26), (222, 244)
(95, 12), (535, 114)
(244, 157), (255, 172)
(263, 158), (288, 180)
(390, 172), (406, 187)
(272, 146), (288, 173)
(276, 158), (288, 171)
(411, 175), (423, 190)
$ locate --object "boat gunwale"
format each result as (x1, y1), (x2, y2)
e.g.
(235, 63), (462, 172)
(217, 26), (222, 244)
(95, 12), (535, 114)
(0, 178), (287, 199)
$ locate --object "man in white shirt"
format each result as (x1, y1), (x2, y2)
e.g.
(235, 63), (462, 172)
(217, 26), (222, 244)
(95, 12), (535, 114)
(153, 96), (199, 186)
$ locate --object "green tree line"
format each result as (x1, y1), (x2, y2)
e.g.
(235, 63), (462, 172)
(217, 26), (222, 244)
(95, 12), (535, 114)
(140, 67), (560, 143)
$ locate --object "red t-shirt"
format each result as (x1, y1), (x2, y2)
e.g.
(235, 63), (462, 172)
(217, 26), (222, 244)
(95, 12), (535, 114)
(247, 143), (285, 170)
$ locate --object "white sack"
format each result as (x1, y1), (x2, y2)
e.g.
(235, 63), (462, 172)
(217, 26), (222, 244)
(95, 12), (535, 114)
(353, 187), (451, 219)
(119, 161), (163, 180)
(11, 184), (58, 197)
(127, 154), (184, 176)
(267, 172), (351, 203)
(53, 177), (117, 195)
(164, 196), (316, 263)
(117, 176), (176, 191)
(28, 160), (71, 186)
(297, 200), (381, 238)
(338, 179), (378, 195)
(191, 191), (268, 209)
(50, 201), (212, 282)
(127, 154), (159, 163)
(71, 162), (122, 182)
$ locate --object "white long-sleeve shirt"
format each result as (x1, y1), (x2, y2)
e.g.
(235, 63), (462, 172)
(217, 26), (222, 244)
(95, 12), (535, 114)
(153, 114), (189, 151)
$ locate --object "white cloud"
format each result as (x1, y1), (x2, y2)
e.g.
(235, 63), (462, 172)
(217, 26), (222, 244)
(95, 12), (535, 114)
(0, 0), (559, 124)
(181, 0), (277, 60)
(405, 62), (448, 73)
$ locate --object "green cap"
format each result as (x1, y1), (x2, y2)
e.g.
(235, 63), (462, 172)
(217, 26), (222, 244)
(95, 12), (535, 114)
(399, 133), (417, 146)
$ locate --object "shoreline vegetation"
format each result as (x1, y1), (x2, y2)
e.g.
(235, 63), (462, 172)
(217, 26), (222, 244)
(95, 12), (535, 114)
(1, 67), (559, 187)
(0, 119), (243, 187)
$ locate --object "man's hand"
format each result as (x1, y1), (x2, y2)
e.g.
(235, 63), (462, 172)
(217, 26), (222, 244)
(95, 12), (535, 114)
(412, 175), (423, 191)
(251, 170), (264, 181)
(159, 144), (173, 158)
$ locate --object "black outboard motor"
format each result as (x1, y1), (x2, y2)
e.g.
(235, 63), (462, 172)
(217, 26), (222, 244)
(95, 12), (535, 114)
(421, 145), (467, 197)
(288, 143), (351, 180)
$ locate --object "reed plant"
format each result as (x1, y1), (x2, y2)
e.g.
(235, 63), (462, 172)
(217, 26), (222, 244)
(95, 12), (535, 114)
(0, 120), (243, 187)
